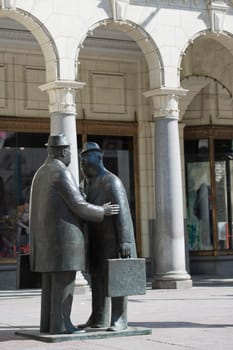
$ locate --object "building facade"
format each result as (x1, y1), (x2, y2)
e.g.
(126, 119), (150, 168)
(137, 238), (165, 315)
(1, 0), (233, 289)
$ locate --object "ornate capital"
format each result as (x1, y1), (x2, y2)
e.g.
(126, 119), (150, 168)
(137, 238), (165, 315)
(39, 80), (85, 114)
(207, 1), (229, 33)
(144, 87), (188, 120)
(110, 0), (129, 21)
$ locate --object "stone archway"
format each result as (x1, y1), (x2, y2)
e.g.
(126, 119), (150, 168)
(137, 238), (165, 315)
(179, 30), (233, 104)
(75, 19), (164, 90)
(179, 30), (233, 123)
(0, 5), (59, 82)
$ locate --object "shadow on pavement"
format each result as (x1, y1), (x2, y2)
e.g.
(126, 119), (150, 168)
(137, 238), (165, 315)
(0, 327), (37, 342)
(129, 321), (233, 329)
(192, 276), (233, 287)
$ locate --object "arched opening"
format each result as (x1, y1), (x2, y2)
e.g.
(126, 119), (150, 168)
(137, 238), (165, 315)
(75, 20), (164, 89)
(0, 8), (59, 80)
(74, 20), (163, 261)
(180, 31), (233, 274)
(0, 15), (53, 265)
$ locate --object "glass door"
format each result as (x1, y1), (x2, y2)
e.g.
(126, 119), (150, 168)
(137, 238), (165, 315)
(214, 140), (233, 250)
(185, 139), (213, 251)
(184, 127), (233, 255)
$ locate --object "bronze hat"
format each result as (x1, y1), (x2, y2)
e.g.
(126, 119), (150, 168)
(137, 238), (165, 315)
(46, 134), (70, 147)
(80, 142), (103, 155)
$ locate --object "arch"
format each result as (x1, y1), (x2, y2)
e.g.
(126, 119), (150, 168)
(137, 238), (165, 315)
(178, 29), (233, 121)
(0, 7), (59, 81)
(180, 75), (232, 120)
(75, 19), (164, 89)
(178, 29), (233, 80)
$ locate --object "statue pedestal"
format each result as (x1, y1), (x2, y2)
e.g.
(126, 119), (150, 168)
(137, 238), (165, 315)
(16, 327), (152, 343)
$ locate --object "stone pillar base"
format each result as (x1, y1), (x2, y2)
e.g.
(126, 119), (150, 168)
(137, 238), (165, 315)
(152, 279), (192, 289)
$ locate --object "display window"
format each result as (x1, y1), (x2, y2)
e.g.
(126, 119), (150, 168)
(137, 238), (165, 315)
(0, 131), (49, 262)
(214, 139), (233, 250)
(184, 127), (233, 255)
(185, 139), (213, 251)
(0, 119), (140, 263)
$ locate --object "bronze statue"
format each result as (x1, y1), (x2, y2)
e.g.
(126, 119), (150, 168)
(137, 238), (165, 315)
(79, 142), (137, 331)
(29, 135), (119, 334)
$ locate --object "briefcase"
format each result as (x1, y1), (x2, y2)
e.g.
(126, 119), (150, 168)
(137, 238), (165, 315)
(106, 258), (146, 297)
(16, 254), (42, 289)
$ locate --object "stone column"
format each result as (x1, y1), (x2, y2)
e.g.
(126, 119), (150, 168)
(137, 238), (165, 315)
(39, 80), (85, 183)
(39, 80), (88, 288)
(144, 88), (192, 289)
(179, 122), (190, 273)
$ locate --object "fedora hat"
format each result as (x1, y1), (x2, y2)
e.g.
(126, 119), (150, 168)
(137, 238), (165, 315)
(80, 142), (103, 155)
(45, 134), (70, 147)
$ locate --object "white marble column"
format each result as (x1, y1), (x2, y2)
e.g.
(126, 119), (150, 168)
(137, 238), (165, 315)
(144, 88), (192, 289)
(39, 80), (88, 288)
(39, 80), (85, 182)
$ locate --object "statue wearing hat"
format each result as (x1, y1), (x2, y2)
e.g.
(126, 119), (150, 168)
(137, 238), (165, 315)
(79, 142), (137, 331)
(29, 134), (119, 335)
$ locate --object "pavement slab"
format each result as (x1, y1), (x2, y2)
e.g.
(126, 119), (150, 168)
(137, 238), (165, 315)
(0, 276), (233, 349)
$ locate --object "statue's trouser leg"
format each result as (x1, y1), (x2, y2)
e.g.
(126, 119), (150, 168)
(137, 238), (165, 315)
(49, 270), (76, 334)
(90, 273), (110, 327)
(40, 272), (51, 333)
(111, 296), (128, 330)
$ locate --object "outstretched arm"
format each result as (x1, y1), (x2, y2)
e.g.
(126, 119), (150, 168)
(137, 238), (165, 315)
(54, 169), (119, 222)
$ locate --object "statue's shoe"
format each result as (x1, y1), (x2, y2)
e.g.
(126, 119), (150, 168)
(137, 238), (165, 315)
(65, 327), (85, 334)
(78, 322), (108, 329)
(78, 313), (109, 329)
(107, 324), (127, 332)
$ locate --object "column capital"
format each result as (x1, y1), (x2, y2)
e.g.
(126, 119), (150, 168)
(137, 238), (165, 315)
(39, 80), (86, 114)
(144, 87), (188, 120)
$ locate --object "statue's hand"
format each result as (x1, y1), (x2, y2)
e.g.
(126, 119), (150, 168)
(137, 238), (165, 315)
(119, 242), (131, 258)
(103, 202), (120, 216)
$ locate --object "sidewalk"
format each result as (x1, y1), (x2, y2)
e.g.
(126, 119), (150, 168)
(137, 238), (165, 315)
(0, 276), (233, 350)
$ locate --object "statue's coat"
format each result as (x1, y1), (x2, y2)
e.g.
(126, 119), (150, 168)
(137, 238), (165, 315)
(30, 158), (104, 272)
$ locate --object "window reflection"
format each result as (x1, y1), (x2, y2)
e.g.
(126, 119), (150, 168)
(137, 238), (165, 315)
(186, 162), (213, 250)
(185, 140), (213, 251)
(0, 132), (48, 261)
(214, 140), (233, 250)
(185, 137), (233, 252)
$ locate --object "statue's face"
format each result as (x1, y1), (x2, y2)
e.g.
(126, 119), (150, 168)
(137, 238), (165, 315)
(80, 152), (99, 177)
(63, 146), (71, 166)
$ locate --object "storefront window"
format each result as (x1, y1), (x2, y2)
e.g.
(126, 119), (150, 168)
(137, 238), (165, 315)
(0, 132), (48, 261)
(184, 128), (233, 253)
(214, 140), (233, 250)
(185, 139), (213, 251)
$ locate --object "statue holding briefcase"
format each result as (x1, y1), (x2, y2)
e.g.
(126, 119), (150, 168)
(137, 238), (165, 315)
(79, 142), (137, 331)
(29, 135), (120, 335)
